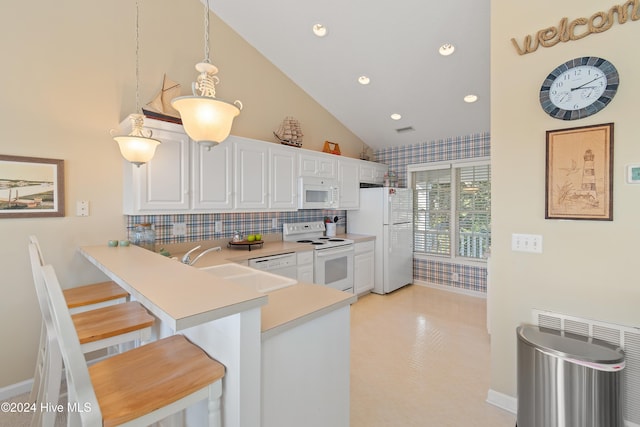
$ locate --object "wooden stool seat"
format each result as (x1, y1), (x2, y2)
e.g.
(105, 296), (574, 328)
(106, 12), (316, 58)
(64, 281), (129, 309)
(90, 334), (225, 427)
(72, 301), (155, 349)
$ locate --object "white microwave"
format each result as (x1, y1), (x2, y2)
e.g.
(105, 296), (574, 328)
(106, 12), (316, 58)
(298, 176), (339, 209)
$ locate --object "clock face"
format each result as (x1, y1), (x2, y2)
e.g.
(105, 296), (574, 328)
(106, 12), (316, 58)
(539, 57), (619, 120)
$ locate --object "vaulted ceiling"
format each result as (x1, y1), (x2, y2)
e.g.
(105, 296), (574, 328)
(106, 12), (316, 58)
(213, 0), (490, 150)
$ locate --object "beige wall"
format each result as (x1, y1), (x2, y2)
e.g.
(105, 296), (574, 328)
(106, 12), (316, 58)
(0, 0), (364, 389)
(490, 0), (640, 398)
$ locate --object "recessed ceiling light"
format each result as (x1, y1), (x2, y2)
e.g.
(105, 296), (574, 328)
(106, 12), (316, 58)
(439, 43), (455, 56)
(312, 24), (328, 37)
(358, 76), (370, 85)
(464, 94), (478, 103)
(390, 113), (402, 120)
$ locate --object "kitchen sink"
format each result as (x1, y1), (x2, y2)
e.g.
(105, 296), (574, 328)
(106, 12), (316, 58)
(199, 263), (297, 292)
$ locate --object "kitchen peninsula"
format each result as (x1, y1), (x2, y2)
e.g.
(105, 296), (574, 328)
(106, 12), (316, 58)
(79, 243), (356, 427)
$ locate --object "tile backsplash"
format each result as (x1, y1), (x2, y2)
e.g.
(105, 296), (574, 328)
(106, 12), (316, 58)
(126, 209), (347, 245)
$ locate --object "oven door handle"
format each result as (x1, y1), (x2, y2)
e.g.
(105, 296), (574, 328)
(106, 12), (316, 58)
(315, 246), (354, 258)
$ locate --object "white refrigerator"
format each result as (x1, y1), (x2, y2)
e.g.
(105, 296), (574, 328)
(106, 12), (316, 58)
(347, 187), (413, 294)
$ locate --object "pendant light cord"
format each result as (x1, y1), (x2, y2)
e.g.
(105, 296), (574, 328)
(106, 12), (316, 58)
(135, 0), (141, 113)
(203, 0), (211, 64)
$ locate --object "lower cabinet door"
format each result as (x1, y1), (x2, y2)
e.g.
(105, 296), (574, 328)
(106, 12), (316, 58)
(354, 251), (374, 294)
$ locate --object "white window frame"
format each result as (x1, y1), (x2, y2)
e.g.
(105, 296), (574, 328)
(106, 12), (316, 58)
(408, 157), (490, 266)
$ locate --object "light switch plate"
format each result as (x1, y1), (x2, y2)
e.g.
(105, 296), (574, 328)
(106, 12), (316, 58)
(76, 200), (89, 217)
(214, 221), (223, 233)
(512, 233), (543, 253)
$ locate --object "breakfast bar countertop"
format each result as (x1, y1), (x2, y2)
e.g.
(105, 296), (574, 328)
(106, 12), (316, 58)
(79, 244), (269, 331)
(79, 240), (359, 336)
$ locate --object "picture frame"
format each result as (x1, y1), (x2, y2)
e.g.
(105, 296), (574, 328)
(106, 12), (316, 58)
(545, 123), (613, 221)
(0, 155), (65, 218)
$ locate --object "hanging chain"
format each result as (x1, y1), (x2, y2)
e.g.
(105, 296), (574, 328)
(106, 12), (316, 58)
(135, 0), (141, 112)
(203, 0), (211, 63)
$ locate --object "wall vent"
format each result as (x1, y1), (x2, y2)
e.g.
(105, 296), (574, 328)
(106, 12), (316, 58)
(532, 309), (640, 427)
(395, 126), (415, 133)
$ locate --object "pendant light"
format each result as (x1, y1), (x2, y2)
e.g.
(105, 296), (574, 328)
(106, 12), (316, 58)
(171, 0), (242, 150)
(112, 0), (160, 167)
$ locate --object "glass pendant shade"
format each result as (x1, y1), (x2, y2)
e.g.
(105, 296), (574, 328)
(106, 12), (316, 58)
(171, 96), (240, 149)
(113, 114), (161, 167)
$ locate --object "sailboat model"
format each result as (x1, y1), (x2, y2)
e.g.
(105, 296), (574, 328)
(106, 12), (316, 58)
(142, 74), (183, 124)
(274, 116), (303, 147)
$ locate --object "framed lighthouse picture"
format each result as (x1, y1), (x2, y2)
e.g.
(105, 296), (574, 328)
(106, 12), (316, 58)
(545, 123), (613, 221)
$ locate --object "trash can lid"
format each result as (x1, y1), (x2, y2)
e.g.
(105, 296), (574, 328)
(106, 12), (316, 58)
(517, 324), (625, 365)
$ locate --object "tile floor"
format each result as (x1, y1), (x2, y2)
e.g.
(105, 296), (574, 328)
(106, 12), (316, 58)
(350, 284), (516, 427)
(2, 284), (516, 427)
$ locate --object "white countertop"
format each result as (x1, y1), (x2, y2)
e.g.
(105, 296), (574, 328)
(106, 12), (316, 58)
(80, 244), (268, 331)
(80, 236), (366, 336)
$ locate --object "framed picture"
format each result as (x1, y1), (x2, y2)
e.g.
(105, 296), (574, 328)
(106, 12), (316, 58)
(545, 123), (613, 221)
(0, 155), (65, 218)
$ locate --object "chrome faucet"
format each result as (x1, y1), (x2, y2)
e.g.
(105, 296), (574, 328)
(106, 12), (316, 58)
(181, 245), (222, 265)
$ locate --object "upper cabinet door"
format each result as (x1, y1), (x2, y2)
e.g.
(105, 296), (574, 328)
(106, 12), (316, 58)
(123, 119), (190, 213)
(269, 146), (298, 210)
(338, 158), (360, 209)
(359, 160), (388, 185)
(299, 152), (337, 179)
(233, 138), (269, 210)
(192, 140), (233, 210)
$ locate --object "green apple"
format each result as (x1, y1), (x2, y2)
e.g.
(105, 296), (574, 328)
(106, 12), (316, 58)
(246, 234), (255, 242)
(255, 233), (262, 241)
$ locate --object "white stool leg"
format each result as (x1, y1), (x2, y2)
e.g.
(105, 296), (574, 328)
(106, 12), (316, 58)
(208, 381), (222, 427)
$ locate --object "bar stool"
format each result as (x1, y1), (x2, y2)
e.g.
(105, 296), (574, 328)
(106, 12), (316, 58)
(29, 236), (130, 314)
(27, 242), (155, 427)
(38, 262), (225, 427)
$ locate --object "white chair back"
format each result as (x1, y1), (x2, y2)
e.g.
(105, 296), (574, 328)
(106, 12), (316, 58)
(34, 258), (103, 426)
(28, 242), (62, 427)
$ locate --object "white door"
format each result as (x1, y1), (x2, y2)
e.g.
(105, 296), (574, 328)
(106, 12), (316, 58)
(383, 222), (413, 293)
(269, 147), (297, 210)
(192, 140), (233, 210)
(384, 188), (412, 224)
(354, 250), (374, 294)
(338, 159), (360, 209)
(234, 140), (269, 209)
(136, 126), (190, 212)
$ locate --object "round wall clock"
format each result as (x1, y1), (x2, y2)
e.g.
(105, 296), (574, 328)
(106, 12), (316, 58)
(539, 56), (619, 121)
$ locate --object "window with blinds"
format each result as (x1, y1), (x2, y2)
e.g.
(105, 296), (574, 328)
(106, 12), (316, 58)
(412, 161), (491, 261)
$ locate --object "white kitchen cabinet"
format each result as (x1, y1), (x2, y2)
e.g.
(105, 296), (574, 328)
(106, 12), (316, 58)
(122, 117), (190, 214)
(359, 160), (388, 185)
(353, 240), (375, 295)
(269, 146), (298, 210)
(297, 251), (314, 283)
(192, 140), (233, 210)
(233, 138), (269, 210)
(338, 158), (360, 209)
(299, 152), (337, 179)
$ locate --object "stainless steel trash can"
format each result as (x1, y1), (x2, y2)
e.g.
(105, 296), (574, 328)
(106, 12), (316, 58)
(516, 325), (625, 427)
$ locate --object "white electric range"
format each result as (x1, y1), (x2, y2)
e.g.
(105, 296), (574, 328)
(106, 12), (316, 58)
(283, 221), (354, 292)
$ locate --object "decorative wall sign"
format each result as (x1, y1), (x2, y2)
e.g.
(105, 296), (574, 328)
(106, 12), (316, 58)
(0, 155), (65, 218)
(545, 123), (613, 221)
(512, 1), (640, 55)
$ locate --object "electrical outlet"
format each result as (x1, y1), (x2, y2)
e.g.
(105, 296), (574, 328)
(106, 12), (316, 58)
(172, 222), (187, 236)
(511, 233), (543, 253)
(272, 218), (278, 229)
(451, 272), (460, 282)
(214, 221), (223, 233)
(76, 200), (89, 217)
